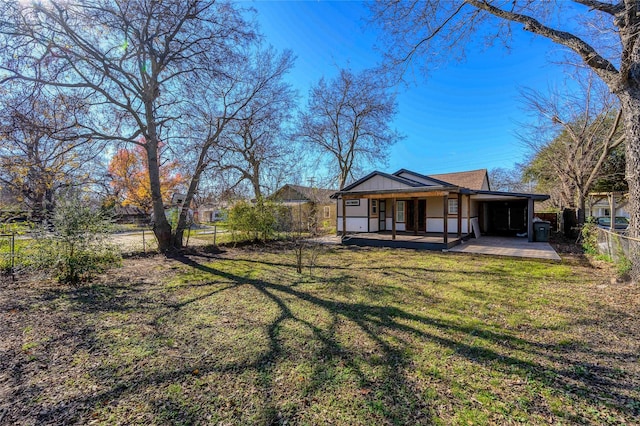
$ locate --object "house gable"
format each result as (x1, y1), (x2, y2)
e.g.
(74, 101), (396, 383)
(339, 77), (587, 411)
(271, 184), (336, 204)
(393, 169), (456, 187)
(271, 185), (308, 203)
(340, 171), (422, 193)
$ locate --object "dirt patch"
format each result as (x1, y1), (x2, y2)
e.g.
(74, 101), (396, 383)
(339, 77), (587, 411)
(549, 231), (584, 254)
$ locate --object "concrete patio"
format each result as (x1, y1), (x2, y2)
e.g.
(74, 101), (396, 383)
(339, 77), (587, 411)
(311, 234), (561, 261)
(448, 236), (561, 261)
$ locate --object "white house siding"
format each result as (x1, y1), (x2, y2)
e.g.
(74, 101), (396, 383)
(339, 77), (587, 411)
(588, 201), (629, 218)
(425, 219), (468, 233)
(337, 218), (369, 232)
(337, 198), (369, 232)
(426, 219), (443, 233)
(349, 175), (414, 191)
(369, 218), (379, 232)
(337, 198), (368, 216)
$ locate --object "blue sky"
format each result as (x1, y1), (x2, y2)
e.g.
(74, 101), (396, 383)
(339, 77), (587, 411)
(246, 1), (568, 177)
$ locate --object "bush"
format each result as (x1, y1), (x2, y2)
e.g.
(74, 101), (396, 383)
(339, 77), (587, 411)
(33, 195), (121, 284)
(581, 222), (598, 254)
(228, 199), (289, 242)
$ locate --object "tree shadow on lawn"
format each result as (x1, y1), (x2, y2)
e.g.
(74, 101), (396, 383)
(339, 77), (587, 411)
(162, 254), (639, 423)
(10, 252), (639, 424)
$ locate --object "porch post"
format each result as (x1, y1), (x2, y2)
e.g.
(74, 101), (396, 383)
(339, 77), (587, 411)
(467, 195), (471, 236)
(413, 197), (418, 235)
(342, 197), (346, 237)
(609, 193), (616, 232)
(392, 198), (397, 240)
(443, 195), (448, 245)
(527, 197), (534, 242)
(457, 193), (462, 238)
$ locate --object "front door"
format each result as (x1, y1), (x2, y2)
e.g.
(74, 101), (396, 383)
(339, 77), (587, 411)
(406, 199), (426, 233)
(406, 201), (416, 231)
(379, 200), (386, 231)
(417, 200), (426, 232)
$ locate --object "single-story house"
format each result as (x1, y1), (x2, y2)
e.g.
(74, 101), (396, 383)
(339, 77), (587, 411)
(587, 192), (629, 219)
(270, 184), (337, 233)
(331, 169), (550, 249)
(114, 205), (149, 225)
(196, 203), (228, 223)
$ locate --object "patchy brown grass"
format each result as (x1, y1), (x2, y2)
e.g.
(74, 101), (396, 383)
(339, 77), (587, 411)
(0, 244), (638, 425)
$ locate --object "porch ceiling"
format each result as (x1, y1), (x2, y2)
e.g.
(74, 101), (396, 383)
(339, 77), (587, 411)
(471, 194), (530, 201)
(335, 187), (461, 200)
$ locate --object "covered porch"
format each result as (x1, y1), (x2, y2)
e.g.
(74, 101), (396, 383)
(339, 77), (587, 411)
(336, 187), (475, 248)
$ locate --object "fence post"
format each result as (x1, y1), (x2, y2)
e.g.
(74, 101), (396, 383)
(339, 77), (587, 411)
(142, 229), (146, 253)
(10, 233), (15, 273)
(214, 225), (217, 246)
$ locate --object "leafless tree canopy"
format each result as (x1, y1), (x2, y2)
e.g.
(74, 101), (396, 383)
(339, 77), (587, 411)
(209, 47), (297, 200)
(298, 68), (401, 189)
(0, 82), (106, 218)
(488, 166), (532, 193)
(0, 0), (263, 250)
(519, 73), (624, 222)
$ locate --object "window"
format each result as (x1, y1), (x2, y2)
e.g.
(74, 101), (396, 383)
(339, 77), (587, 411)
(448, 198), (458, 215)
(323, 206), (330, 219)
(370, 199), (378, 216)
(396, 201), (405, 222)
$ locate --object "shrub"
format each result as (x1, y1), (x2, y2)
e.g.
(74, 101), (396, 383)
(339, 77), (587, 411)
(33, 195), (121, 284)
(581, 222), (598, 255)
(228, 199), (289, 242)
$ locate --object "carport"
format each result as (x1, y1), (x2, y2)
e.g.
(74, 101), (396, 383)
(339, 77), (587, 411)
(471, 191), (549, 242)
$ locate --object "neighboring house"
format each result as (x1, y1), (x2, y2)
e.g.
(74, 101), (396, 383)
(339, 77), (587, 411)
(587, 192), (629, 219)
(114, 205), (148, 225)
(196, 203), (228, 223)
(332, 168), (549, 249)
(270, 184), (337, 233)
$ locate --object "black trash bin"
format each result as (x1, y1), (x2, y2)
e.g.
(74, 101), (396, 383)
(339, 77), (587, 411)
(533, 221), (551, 242)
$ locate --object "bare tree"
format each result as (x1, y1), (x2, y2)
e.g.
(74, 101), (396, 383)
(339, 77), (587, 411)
(169, 45), (298, 246)
(0, 0), (255, 251)
(519, 74), (624, 223)
(298, 68), (402, 189)
(0, 82), (105, 219)
(488, 166), (532, 193)
(211, 48), (297, 200)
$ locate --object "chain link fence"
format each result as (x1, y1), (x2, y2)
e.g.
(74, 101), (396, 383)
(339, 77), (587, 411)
(112, 229), (159, 255)
(595, 228), (638, 261)
(111, 227), (228, 255)
(594, 228), (639, 280)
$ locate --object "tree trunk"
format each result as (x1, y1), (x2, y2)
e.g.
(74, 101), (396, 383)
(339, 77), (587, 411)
(619, 90), (640, 238)
(576, 192), (586, 226)
(252, 162), (262, 200)
(146, 137), (172, 252)
(619, 89), (640, 282)
(172, 140), (213, 250)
